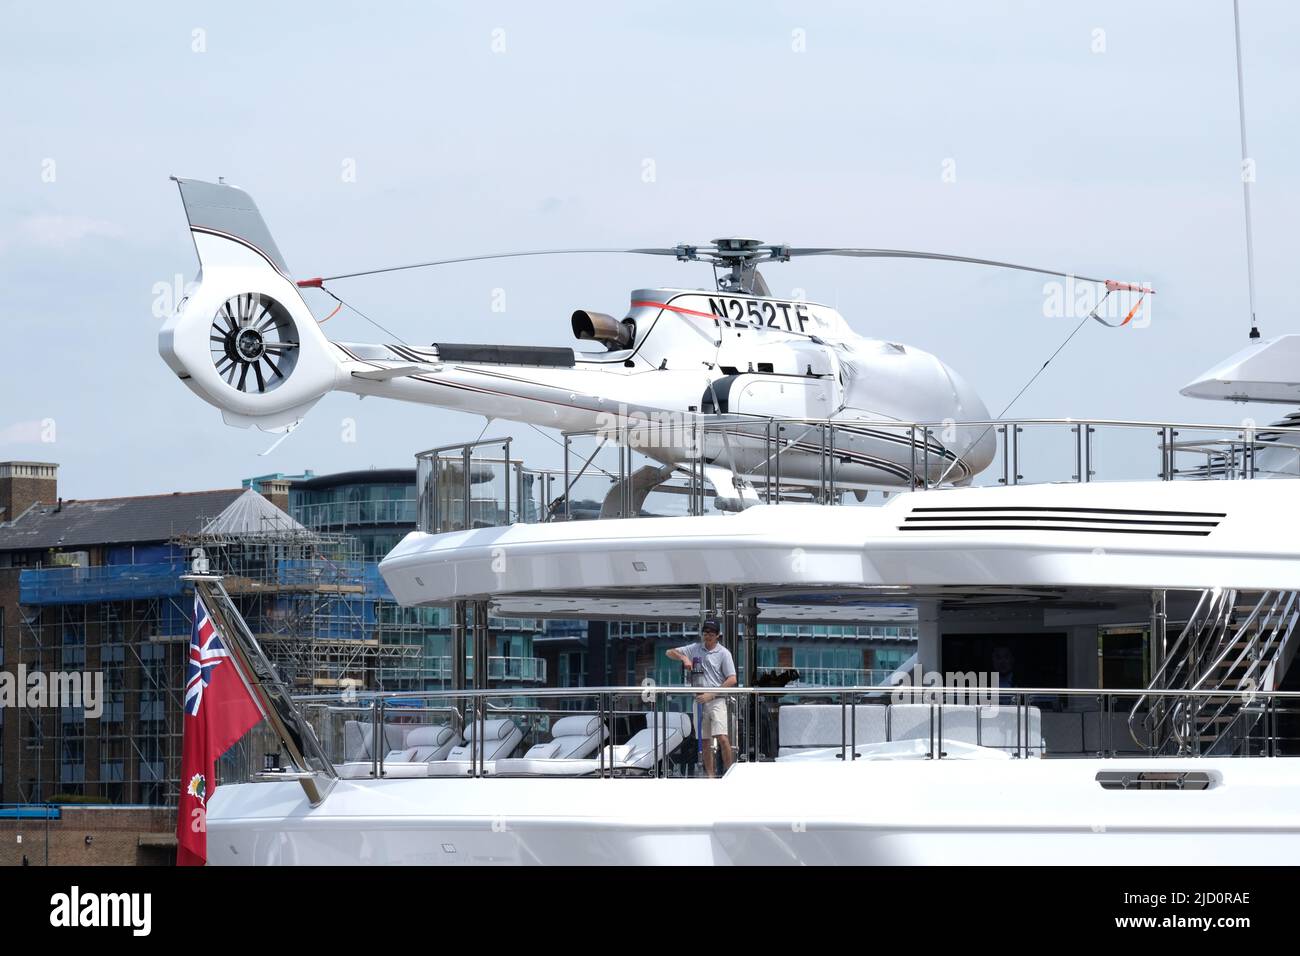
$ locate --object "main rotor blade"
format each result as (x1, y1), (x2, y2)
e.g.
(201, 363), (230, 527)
(294, 242), (1152, 294)
(301, 248), (685, 286)
(784, 248), (1112, 284)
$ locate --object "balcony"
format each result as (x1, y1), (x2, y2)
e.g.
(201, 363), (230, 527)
(419, 656), (548, 684)
(295, 498), (417, 531)
(485, 656), (548, 683)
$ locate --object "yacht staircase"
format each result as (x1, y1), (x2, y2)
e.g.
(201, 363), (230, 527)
(1130, 589), (1300, 755)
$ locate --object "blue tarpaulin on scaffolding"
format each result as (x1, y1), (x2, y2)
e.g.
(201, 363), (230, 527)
(19, 561), (189, 605)
(0, 805), (62, 820)
(277, 557), (367, 586)
(364, 564), (395, 600)
(17, 557), (393, 641)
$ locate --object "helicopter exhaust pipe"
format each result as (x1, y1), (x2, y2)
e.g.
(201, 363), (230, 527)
(572, 309), (635, 350)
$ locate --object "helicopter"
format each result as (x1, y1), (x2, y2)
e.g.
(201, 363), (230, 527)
(158, 178), (1151, 506)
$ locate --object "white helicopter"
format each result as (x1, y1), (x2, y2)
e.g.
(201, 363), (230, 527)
(158, 178), (1151, 503)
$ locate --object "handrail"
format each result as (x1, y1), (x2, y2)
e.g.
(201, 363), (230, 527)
(1128, 589), (1300, 755)
(411, 416), (1300, 533)
(237, 683), (1300, 784)
(414, 436), (525, 459)
(559, 415), (1300, 438)
(1190, 590), (1278, 693)
(1177, 588), (1240, 752)
(286, 683), (1300, 704)
(1262, 601), (1300, 691)
(1161, 588), (1237, 753)
(1197, 593), (1299, 752)
(1128, 588), (1216, 746)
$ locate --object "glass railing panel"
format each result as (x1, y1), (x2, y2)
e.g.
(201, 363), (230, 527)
(209, 685), (1300, 794)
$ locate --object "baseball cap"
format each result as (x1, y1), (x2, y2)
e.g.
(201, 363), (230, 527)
(700, 619), (720, 634)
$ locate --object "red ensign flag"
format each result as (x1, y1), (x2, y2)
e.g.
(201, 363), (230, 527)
(176, 593), (264, 866)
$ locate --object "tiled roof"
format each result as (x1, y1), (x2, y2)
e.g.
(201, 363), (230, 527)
(0, 489), (244, 551)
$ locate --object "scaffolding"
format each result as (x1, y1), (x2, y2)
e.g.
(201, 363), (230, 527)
(173, 512), (427, 692)
(11, 504), (434, 806)
(15, 594), (191, 805)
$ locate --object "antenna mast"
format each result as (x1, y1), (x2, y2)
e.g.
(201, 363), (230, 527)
(1233, 0), (1261, 340)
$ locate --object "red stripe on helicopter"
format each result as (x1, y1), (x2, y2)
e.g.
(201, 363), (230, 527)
(632, 300), (719, 320)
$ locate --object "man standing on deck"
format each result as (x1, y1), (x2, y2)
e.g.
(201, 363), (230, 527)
(666, 619), (737, 777)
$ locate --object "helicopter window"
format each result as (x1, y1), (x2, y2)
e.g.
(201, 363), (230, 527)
(757, 362), (774, 373)
(719, 366), (739, 375)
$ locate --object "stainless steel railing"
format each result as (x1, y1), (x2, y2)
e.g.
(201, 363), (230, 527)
(220, 684), (1300, 786)
(412, 416), (1300, 532)
(1131, 589), (1300, 755)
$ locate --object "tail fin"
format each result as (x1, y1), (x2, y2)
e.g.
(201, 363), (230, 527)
(158, 178), (341, 431)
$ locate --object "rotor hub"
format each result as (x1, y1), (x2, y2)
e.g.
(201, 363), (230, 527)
(710, 237), (766, 259)
(233, 327), (266, 362)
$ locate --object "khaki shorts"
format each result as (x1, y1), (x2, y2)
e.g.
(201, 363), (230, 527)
(699, 698), (729, 738)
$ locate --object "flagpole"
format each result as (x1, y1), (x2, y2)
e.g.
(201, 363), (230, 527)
(183, 574), (338, 805)
(185, 577), (268, 724)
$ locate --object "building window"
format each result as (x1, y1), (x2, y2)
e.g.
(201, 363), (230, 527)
(558, 652), (586, 688)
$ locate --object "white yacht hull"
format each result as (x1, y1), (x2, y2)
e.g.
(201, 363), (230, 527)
(206, 757), (1300, 865)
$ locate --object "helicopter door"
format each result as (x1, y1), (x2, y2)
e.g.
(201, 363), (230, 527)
(730, 375), (836, 418)
(702, 373), (836, 418)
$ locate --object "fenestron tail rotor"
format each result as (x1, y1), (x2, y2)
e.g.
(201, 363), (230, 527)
(209, 293), (299, 394)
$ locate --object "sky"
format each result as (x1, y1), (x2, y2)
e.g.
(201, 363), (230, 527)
(2, 0), (1298, 500)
